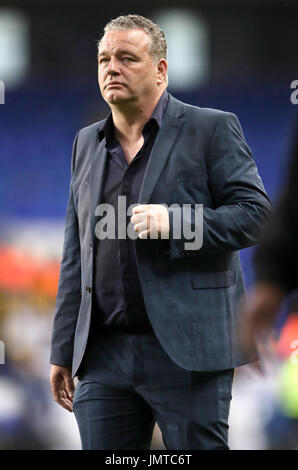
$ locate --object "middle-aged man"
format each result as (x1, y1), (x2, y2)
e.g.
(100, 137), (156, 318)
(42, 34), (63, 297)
(50, 15), (272, 450)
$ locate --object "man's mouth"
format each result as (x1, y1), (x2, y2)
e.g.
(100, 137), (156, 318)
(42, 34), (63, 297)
(105, 82), (125, 88)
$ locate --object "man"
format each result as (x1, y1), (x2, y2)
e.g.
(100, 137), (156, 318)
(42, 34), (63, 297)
(239, 122), (298, 355)
(49, 15), (271, 450)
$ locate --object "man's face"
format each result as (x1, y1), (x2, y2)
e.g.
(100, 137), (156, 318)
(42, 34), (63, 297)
(97, 29), (162, 106)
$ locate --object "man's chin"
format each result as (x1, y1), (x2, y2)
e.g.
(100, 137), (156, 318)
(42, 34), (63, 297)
(104, 91), (137, 106)
(105, 92), (127, 104)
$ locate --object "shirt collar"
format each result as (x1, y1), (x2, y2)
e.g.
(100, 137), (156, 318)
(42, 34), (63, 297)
(98, 90), (169, 143)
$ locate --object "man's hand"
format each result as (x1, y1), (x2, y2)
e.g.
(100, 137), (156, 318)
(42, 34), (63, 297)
(238, 281), (285, 359)
(50, 364), (75, 412)
(131, 204), (170, 239)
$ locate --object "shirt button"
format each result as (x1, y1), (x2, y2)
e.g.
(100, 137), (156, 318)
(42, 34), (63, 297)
(86, 286), (92, 293)
(89, 241), (93, 249)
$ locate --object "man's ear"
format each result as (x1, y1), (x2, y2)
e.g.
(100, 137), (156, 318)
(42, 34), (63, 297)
(156, 59), (168, 85)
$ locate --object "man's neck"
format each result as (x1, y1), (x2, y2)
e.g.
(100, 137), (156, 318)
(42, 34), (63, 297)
(110, 87), (167, 143)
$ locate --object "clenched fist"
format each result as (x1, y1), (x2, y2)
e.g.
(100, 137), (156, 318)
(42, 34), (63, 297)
(131, 204), (170, 239)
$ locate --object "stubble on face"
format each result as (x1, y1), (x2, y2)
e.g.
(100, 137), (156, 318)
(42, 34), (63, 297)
(97, 29), (157, 107)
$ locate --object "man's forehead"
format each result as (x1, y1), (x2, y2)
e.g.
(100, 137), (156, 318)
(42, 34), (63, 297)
(99, 30), (149, 51)
(99, 39), (138, 50)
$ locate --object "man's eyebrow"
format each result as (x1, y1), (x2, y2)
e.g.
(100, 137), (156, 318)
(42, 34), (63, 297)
(98, 48), (139, 58)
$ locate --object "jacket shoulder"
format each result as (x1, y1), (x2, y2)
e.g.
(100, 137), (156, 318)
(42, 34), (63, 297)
(76, 119), (105, 141)
(184, 102), (237, 122)
(168, 95), (238, 130)
(69, 120), (105, 177)
(173, 98), (241, 139)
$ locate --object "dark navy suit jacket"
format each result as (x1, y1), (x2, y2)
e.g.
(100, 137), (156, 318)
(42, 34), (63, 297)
(50, 93), (272, 377)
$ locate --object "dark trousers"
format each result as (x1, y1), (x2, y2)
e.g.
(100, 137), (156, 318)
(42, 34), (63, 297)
(73, 330), (234, 450)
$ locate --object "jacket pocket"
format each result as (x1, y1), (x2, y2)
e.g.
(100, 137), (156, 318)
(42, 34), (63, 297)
(191, 270), (234, 289)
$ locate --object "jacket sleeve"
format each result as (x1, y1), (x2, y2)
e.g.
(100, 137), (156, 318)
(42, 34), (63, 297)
(168, 112), (272, 259)
(49, 131), (82, 366)
(254, 130), (298, 291)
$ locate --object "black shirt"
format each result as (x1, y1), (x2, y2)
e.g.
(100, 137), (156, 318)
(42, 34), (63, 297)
(91, 90), (169, 335)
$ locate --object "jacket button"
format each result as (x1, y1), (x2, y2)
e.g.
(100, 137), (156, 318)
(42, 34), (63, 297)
(86, 286), (92, 293)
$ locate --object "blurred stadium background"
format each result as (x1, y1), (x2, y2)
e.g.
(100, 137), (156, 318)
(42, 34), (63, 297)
(0, 0), (297, 450)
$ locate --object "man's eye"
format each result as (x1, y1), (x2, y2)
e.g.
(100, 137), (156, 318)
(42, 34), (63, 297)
(123, 57), (133, 62)
(99, 58), (108, 64)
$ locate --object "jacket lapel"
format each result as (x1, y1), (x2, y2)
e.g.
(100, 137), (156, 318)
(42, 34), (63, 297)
(90, 130), (108, 245)
(138, 94), (185, 204)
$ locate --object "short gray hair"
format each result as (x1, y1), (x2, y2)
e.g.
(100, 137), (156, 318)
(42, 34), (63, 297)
(98, 14), (167, 64)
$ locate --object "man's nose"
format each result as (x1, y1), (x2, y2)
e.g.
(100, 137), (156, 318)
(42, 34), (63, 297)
(106, 57), (120, 75)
